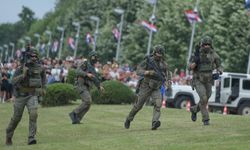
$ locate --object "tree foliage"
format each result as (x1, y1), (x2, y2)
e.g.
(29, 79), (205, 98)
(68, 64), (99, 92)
(1, 0), (250, 73)
(18, 6), (37, 31)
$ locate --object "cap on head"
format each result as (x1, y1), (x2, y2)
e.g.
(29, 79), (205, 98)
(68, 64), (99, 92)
(153, 45), (165, 56)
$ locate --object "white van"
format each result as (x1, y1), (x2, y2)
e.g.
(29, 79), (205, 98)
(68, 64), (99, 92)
(208, 72), (250, 115)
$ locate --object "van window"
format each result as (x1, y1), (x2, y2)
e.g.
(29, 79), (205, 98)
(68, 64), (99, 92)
(224, 78), (230, 88)
(243, 80), (250, 90)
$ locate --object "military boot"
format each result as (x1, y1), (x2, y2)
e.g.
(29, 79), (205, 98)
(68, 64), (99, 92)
(124, 119), (131, 129)
(151, 121), (161, 130)
(191, 111), (197, 122)
(5, 137), (12, 146)
(203, 120), (210, 126)
(69, 112), (80, 124)
(28, 137), (37, 145)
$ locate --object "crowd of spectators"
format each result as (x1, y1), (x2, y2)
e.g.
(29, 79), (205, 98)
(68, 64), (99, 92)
(172, 68), (192, 86)
(0, 56), (140, 103)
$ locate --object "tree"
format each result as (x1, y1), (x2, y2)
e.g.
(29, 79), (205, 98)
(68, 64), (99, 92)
(18, 6), (37, 31)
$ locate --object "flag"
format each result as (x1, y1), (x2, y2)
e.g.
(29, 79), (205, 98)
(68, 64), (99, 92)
(86, 32), (94, 45)
(52, 40), (59, 52)
(141, 20), (157, 32)
(67, 37), (75, 50)
(39, 43), (46, 54)
(112, 28), (120, 41)
(246, 0), (250, 10)
(185, 9), (202, 23)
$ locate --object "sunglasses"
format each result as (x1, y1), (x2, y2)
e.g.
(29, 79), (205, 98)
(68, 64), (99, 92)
(202, 43), (211, 47)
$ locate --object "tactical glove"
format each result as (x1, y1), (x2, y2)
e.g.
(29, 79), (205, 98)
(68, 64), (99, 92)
(144, 70), (155, 76)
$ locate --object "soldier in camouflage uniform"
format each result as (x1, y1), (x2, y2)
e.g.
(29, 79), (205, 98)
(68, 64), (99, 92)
(124, 45), (172, 130)
(189, 36), (223, 125)
(69, 51), (104, 124)
(6, 48), (46, 145)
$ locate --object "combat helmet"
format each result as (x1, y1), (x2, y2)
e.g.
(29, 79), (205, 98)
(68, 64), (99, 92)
(88, 50), (98, 64)
(28, 47), (40, 59)
(153, 45), (165, 56)
(200, 36), (212, 47)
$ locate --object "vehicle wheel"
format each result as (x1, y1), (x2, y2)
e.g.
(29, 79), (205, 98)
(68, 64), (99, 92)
(238, 103), (250, 115)
(175, 96), (189, 109)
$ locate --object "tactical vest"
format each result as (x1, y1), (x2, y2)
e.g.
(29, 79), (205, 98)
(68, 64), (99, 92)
(146, 56), (167, 80)
(77, 61), (100, 88)
(198, 51), (214, 72)
(21, 64), (42, 88)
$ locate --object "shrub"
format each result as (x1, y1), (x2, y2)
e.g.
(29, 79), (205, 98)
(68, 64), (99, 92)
(66, 69), (76, 85)
(41, 83), (79, 107)
(91, 80), (137, 104)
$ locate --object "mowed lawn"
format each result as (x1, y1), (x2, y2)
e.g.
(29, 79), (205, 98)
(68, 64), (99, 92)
(1, 101), (250, 150)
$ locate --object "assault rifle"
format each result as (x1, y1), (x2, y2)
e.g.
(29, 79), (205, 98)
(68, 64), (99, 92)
(84, 62), (101, 89)
(145, 55), (166, 82)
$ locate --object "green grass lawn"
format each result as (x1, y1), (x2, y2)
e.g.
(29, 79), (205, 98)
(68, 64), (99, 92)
(1, 101), (250, 150)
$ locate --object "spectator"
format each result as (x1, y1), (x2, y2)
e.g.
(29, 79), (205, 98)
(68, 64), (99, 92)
(1, 72), (9, 103)
(51, 63), (63, 82)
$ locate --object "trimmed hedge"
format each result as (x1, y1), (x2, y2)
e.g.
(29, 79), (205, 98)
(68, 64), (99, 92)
(91, 80), (137, 104)
(41, 83), (79, 107)
(66, 69), (76, 85)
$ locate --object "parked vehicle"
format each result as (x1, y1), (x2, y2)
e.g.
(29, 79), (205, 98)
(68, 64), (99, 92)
(166, 72), (250, 115)
(208, 72), (250, 115)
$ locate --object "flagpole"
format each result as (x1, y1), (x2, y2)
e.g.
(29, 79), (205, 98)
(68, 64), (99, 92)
(90, 16), (100, 52)
(73, 22), (80, 58)
(186, 0), (200, 75)
(45, 30), (52, 58)
(93, 19), (99, 51)
(57, 26), (65, 59)
(114, 8), (124, 62)
(146, 0), (157, 55)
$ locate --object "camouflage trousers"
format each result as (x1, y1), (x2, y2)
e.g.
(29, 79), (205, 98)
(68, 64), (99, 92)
(6, 95), (38, 140)
(126, 81), (162, 123)
(191, 79), (212, 122)
(73, 84), (91, 121)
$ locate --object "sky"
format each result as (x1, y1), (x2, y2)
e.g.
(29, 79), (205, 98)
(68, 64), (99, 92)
(0, 0), (56, 24)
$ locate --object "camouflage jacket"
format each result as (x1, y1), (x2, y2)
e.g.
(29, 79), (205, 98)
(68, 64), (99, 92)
(136, 55), (172, 88)
(75, 61), (101, 89)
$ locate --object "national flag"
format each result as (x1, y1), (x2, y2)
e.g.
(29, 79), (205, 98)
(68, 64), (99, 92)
(52, 40), (59, 52)
(141, 20), (157, 32)
(86, 32), (94, 45)
(39, 43), (46, 54)
(185, 9), (202, 23)
(112, 28), (120, 41)
(67, 37), (76, 50)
